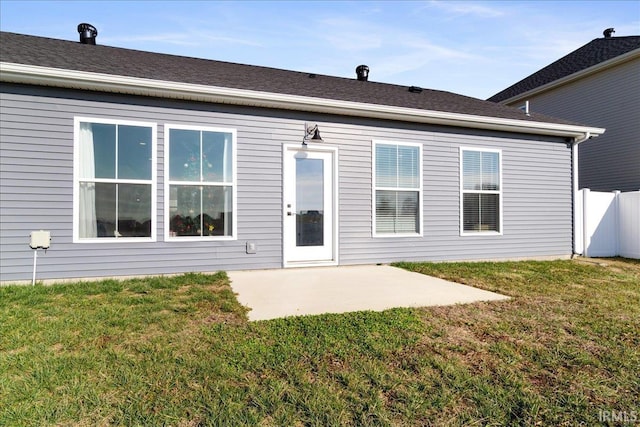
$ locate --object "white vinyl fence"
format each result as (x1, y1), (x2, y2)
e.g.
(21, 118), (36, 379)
(576, 189), (640, 259)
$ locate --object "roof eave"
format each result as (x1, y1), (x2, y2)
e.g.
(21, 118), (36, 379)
(1, 62), (604, 139)
(496, 48), (640, 106)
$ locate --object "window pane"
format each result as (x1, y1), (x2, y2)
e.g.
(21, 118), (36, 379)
(118, 125), (152, 180)
(94, 182), (117, 237)
(118, 183), (152, 237)
(463, 193), (480, 232)
(376, 190), (418, 234)
(202, 186), (233, 237)
(169, 129), (200, 181)
(482, 151), (499, 191)
(463, 193), (499, 232)
(79, 182), (98, 238)
(202, 131), (232, 182)
(397, 145), (419, 188)
(481, 193), (499, 231)
(169, 185), (201, 236)
(90, 123), (116, 179)
(376, 144), (397, 188)
(463, 150), (481, 190)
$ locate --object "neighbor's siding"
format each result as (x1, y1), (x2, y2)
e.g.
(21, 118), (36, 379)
(506, 55), (640, 192)
(1, 84), (573, 282)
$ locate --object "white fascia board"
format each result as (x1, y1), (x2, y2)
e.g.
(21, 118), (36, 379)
(1, 62), (604, 139)
(499, 48), (640, 106)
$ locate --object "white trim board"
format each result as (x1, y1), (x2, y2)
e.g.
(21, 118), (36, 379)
(1, 62), (605, 140)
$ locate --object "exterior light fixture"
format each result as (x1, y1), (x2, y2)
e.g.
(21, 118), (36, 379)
(303, 122), (324, 145)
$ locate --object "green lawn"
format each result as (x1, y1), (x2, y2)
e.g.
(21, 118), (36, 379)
(1, 259), (638, 426)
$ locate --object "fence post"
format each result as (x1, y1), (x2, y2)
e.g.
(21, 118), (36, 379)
(614, 190), (621, 257)
(583, 188), (590, 258)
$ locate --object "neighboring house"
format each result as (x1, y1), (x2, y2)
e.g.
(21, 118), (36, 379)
(0, 27), (605, 283)
(489, 29), (640, 192)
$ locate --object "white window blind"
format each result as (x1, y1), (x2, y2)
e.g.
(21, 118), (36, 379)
(461, 149), (501, 233)
(374, 142), (421, 235)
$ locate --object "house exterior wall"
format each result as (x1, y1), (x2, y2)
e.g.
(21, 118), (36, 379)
(1, 84), (573, 283)
(506, 56), (640, 192)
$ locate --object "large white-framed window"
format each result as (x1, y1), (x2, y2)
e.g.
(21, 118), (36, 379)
(460, 147), (502, 235)
(73, 117), (157, 243)
(164, 124), (237, 241)
(372, 140), (423, 237)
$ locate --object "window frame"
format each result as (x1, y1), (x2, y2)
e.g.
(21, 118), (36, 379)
(459, 146), (503, 236)
(371, 140), (423, 238)
(72, 117), (157, 243)
(164, 124), (238, 241)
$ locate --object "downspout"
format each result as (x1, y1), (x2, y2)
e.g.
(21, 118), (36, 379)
(572, 132), (591, 256)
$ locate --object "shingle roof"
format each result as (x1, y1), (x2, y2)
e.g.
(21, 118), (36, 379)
(1, 31), (576, 126)
(488, 35), (640, 103)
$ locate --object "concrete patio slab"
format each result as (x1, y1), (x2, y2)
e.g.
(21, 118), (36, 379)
(228, 265), (509, 321)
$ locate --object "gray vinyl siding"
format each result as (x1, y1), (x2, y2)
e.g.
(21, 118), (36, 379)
(506, 56), (640, 192)
(1, 84), (572, 283)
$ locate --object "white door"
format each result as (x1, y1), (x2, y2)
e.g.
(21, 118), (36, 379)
(283, 145), (337, 266)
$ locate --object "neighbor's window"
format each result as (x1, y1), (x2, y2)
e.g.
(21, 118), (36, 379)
(74, 118), (156, 241)
(460, 147), (501, 234)
(166, 125), (236, 239)
(373, 141), (422, 236)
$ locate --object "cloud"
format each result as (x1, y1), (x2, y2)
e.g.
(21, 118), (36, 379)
(425, 0), (505, 18)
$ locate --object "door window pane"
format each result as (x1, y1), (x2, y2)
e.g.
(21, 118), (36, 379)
(296, 158), (324, 246)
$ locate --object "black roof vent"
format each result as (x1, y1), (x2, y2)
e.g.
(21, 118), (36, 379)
(356, 65), (369, 81)
(78, 23), (98, 45)
(408, 86), (423, 93)
(603, 28), (615, 38)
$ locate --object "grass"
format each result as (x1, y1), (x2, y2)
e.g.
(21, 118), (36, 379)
(1, 259), (639, 426)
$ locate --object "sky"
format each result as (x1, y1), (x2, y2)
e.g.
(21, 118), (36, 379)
(1, 1), (639, 99)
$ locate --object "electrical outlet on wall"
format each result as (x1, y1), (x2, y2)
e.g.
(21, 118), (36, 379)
(246, 242), (257, 254)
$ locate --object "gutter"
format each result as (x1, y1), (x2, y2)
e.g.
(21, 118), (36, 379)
(1, 62), (605, 139)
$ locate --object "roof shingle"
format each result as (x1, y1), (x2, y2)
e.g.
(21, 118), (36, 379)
(488, 35), (640, 103)
(1, 31), (577, 125)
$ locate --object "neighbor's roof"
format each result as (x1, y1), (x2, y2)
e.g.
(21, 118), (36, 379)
(488, 35), (640, 103)
(0, 31), (604, 138)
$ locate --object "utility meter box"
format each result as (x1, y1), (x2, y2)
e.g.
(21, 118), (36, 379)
(30, 230), (51, 249)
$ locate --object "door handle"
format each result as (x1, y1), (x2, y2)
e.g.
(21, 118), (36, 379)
(287, 211), (296, 216)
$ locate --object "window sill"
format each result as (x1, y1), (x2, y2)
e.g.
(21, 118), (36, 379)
(165, 236), (236, 242)
(373, 233), (423, 238)
(460, 231), (503, 237)
(74, 237), (156, 243)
